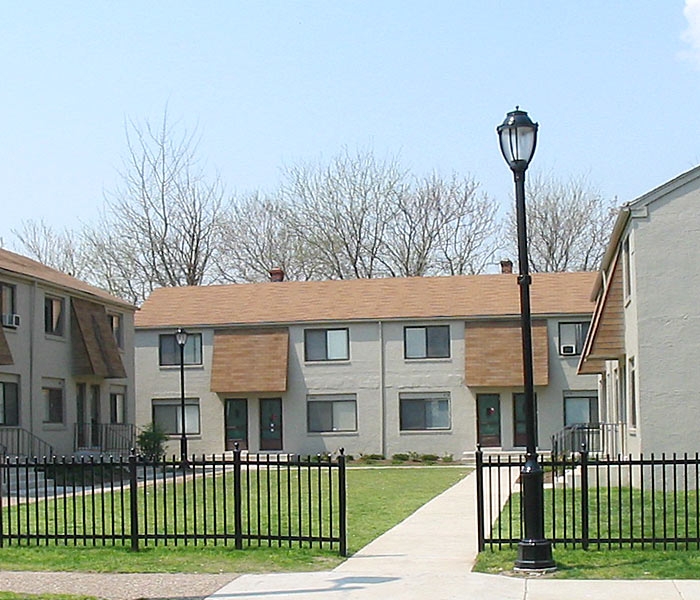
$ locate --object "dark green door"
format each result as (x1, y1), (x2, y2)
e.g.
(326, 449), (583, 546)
(513, 393), (537, 447)
(477, 394), (501, 447)
(260, 398), (282, 451)
(225, 399), (248, 451)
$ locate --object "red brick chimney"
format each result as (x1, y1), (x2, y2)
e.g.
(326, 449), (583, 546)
(269, 268), (285, 282)
(500, 259), (513, 274)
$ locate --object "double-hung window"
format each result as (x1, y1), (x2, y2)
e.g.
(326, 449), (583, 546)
(558, 322), (590, 356)
(159, 333), (202, 366)
(44, 296), (64, 336)
(152, 399), (201, 435)
(399, 392), (451, 431)
(109, 313), (124, 349)
(0, 382), (19, 425)
(110, 390), (126, 424)
(563, 391), (598, 426)
(404, 325), (450, 359)
(304, 328), (349, 361)
(307, 394), (357, 432)
(43, 382), (64, 424)
(1, 283), (17, 327)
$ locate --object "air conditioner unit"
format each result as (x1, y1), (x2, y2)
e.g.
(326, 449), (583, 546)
(560, 344), (576, 356)
(2, 313), (20, 328)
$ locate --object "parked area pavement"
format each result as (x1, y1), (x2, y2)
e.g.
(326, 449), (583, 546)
(2, 469), (700, 599)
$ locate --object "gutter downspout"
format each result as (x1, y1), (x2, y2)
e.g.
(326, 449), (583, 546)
(29, 281), (36, 434)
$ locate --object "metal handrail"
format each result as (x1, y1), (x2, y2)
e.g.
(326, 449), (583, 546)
(0, 427), (54, 459)
(74, 423), (136, 456)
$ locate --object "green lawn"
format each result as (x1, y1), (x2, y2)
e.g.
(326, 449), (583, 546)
(476, 482), (700, 579)
(0, 466), (469, 574)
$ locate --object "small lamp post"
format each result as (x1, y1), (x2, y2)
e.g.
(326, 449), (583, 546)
(175, 328), (189, 468)
(497, 107), (555, 571)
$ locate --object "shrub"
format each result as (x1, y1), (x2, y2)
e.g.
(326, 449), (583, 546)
(136, 422), (168, 461)
(392, 453), (410, 462)
(441, 453), (454, 463)
(420, 453), (440, 464)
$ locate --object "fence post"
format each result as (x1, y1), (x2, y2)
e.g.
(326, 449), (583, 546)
(580, 442), (589, 550)
(233, 443), (242, 550)
(338, 448), (347, 557)
(475, 445), (485, 552)
(129, 450), (139, 551)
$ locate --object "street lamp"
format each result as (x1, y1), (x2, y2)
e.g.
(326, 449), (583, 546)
(497, 107), (555, 571)
(175, 327), (189, 468)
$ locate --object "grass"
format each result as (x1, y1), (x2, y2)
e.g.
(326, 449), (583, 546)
(0, 594), (98, 600)
(477, 478), (700, 579)
(0, 466), (469, 574)
(475, 547), (700, 579)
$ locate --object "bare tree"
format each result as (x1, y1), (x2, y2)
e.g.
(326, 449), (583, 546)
(84, 113), (228, 303)
(216, 192), (319, 283)
(379, 173), (499, 276)
(12, 220), (90, 279)
(507, 173), (618, 272)
(282, 149), (406, 279)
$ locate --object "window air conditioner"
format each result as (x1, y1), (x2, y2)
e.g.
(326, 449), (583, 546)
(1, 313), (20, 328)
(560, 344), (576, 356)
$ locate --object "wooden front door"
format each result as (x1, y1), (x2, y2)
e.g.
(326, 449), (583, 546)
(225, 399), (248, 451)
(260, 398), (283, 451)
(477, 394), (501, 447)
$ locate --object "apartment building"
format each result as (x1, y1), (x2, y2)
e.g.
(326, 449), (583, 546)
(579, 165), (700, 455)
(0, 249), (136, 457)
(135, 269), (597, 458)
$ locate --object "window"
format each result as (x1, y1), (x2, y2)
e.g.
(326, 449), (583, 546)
(622, 236), (632, 301)
(558, 322), (590, 356)
(307, 394), (357, 432)
(44, 296), (64, 336)
(304, 328), (349, 361)
(159, 333), (202, 366)
(152, 399), (200, 435)
(43, 385), (64, 424)
(110, 390), (126, 424)
(628, 357), (637, 429)
(564, 391), (598, 426)
(0, 382), (19, 425)
(109, 313), (123, 349)
(404, 325), (450, 359)
(1, 283), (16, 326)
(399, 392), (450, 431)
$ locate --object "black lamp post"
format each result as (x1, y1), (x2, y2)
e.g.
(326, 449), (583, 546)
(175, 328), (189, 468)
(497, 107), (555, 571)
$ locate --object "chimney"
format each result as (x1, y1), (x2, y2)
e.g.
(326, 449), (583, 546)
(269, 268), (285, 282)
(500, 259), (513, 274)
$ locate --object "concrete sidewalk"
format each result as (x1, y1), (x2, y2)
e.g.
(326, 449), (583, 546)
(206, 469), (700, 600)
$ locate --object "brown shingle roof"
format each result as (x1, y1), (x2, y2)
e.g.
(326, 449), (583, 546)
(0, 248), (133, 310)
(136, 272), (596, 328)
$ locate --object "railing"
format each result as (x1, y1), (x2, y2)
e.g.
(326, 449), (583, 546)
(476, 447), (700, 551)
(551, 422), (626, 459)
(0, 428), (53, 460)
(0, 447), (347, 555)
(73, 423), (136, 456)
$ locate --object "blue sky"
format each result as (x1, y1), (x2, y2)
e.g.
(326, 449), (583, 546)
(1, 2), (699, 245)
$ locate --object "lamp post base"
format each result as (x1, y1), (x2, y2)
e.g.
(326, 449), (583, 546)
(515, 539), (555, 571)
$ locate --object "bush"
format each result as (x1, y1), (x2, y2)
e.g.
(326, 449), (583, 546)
(136, 422), (168, 461)
(420, 453), (440, 464)
(392, 453), (410, 462)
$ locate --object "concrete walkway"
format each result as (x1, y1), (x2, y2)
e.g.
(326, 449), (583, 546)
(206, 469), (700, 600)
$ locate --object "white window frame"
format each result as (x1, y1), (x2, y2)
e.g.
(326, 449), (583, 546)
(307, 394), (357, 433)
(44, 295), (65, 337)
(404, 325), (450, 359)
(304, 328), (349, 362)
(399, 392), (451, 431)
(159, 333), (203, 366)
(558, 321), (591, 356)
(152, 398), (201, 435)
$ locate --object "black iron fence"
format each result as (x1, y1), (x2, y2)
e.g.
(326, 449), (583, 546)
(476, 447), (700, 551)
(0, 448), (347, 555)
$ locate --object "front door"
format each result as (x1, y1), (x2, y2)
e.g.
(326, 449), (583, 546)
(477, 394), (501, 447)
(225, 399), (248, 451)
(260, 398), (282, 451)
